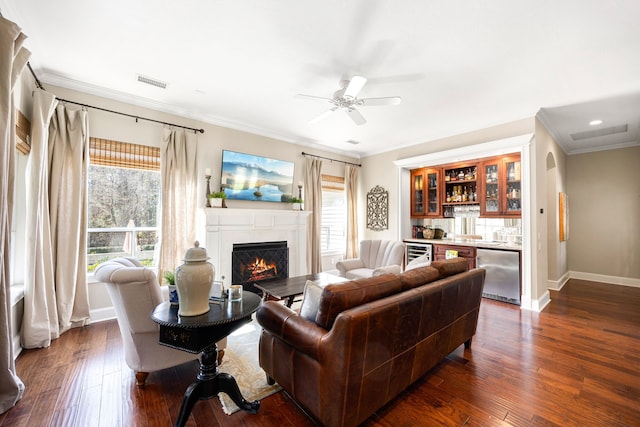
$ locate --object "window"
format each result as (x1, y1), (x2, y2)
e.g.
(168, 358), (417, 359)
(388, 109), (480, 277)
(321, 174), (346, 254)
(87, 138), (160, 272)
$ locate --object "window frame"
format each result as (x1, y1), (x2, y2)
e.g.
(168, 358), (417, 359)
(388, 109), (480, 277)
(86, 138), (161, 274)
(320, 174), (347, 255)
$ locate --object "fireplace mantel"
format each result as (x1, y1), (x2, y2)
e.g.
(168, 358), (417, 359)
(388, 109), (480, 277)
(198, 208), (310, 287)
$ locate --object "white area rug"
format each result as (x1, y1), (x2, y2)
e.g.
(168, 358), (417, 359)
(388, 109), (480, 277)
(217, 318), (282, 415)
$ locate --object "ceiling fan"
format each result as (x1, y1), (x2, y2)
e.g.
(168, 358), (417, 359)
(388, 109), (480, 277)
(297, 75), (401, 126)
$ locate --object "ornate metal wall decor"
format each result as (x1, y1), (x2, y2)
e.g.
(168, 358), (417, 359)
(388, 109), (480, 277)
(366, 185), (388, 231)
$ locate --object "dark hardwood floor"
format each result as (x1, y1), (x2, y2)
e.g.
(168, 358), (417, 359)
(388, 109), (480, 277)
(2, 278), (639, 426)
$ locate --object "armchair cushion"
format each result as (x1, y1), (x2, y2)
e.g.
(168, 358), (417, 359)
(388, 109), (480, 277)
(336, 240), (405, 279)
(372, 264), (402, 276)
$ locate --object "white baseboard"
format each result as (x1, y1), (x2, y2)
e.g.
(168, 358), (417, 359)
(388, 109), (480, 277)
(89, 306), (116, 323)
(547, 271), (571, 291)
(569, 271), (640, 288)
(521, 290), (550, 312)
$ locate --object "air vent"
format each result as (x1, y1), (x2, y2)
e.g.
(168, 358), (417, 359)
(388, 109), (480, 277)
(570, 124), (628, 141)
(136, 74), (167, 89)
(346, 140), (360, 145)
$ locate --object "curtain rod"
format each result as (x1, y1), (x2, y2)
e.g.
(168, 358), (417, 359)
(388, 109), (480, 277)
(55, 98), (205, 134)
(301, 152), (361, 167)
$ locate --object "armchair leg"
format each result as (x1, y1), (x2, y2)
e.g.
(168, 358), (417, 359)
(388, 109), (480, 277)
(135, 371), (149, 387)
(217, 349), (225, 365)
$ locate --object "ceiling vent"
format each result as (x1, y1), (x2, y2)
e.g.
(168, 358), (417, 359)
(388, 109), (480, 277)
(346, 140), (360, 145)
(136, 74), (167, 89)
(570, 124), (628, 141)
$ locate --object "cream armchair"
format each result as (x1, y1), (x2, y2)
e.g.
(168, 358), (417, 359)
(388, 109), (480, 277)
(335, 240), (405, 279)
(95, 257), (226, 386)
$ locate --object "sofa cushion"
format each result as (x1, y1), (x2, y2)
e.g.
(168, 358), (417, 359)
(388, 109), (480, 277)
(299, 280), (324, 321)
(399, 265), (440, 291)
(430, 257), (469, 277)
(315, 274), (403, 330)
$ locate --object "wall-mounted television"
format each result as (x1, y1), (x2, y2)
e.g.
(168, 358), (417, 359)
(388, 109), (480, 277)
(220, 150), (295, 202)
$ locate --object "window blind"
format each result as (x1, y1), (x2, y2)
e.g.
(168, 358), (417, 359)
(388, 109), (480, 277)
(16, 110), (30, 155)
(321, 175), (346, 252)
(89, 137), (160, 171)
(321, 174), (344, 191)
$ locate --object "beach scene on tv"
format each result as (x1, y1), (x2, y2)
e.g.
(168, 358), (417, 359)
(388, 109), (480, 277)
(220, 150), (295, 202)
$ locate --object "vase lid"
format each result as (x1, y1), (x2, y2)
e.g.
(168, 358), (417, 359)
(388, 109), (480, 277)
(183, 241), (209, 262)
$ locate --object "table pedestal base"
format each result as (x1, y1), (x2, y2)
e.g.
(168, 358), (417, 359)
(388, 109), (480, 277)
(174, 344), (260, 427)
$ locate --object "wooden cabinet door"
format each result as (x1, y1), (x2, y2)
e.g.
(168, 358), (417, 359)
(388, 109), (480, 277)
(480, 153), (521, 217)
(410, 169), (426, 217)
(480, 158), (501, 217)
(424, 168), (441, 217)
(503, 155), (522, 216)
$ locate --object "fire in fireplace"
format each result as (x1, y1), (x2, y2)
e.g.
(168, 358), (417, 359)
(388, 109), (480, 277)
(232, 241), (289, 294)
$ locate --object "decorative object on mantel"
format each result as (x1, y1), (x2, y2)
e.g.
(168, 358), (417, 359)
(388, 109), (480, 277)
(208, 190), (227, 208)
(205, 168), (212, 207)
(175, 241), (214, 316)
(366, 185), (389, 231)
(290, 197), (303, 211)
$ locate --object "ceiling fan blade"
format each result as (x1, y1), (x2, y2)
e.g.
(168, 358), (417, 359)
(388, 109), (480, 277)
(297, 94), (332, 102)
(309, 108), (337, 124)
(346, 108), (367, 126)
(359, 96), (402, 107)
(343, 75), (367, 98)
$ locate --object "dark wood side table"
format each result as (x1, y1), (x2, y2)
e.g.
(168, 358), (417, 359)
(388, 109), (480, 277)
(151, 292), (262, 427)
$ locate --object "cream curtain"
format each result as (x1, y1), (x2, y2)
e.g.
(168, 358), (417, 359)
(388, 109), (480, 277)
(0, 15), (30, 414)
(345, 164), (359, 259)
(159, 129), (198, 280)
(304, 157), (323, 274)
(22, 90), (91, 349)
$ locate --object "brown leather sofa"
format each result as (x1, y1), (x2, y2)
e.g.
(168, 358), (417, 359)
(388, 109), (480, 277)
(256, 258), (486, 427)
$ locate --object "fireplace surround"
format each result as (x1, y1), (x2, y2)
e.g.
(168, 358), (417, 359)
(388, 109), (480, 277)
(199, 208), (310, 288)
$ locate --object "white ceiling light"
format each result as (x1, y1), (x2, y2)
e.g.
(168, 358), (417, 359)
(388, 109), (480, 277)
(589, 119), (603, 126)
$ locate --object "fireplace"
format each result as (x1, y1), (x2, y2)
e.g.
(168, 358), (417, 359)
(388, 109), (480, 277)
(232, 241), (288, 294)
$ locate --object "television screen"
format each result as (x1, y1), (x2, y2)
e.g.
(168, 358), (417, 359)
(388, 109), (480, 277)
(220, 150), (295, 202)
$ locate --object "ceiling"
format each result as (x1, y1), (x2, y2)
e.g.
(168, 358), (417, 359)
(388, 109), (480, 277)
(3, 0), (640, 157)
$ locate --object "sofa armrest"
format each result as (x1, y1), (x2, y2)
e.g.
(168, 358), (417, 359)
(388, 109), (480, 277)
(335, 258), (365, 277)
(372, 264), (401, 276)
(257, 301), (327, 360)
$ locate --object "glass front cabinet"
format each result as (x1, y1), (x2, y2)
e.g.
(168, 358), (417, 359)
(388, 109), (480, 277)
(480, 154), (521, 217)
(410, 168), (440, 218)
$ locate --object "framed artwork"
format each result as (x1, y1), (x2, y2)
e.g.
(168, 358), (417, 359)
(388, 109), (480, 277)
(559, 192), (569, 241)
(366, 185), (388, 231)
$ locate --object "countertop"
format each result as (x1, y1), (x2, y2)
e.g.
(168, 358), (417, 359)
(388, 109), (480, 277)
(404, 238), (522, 251)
